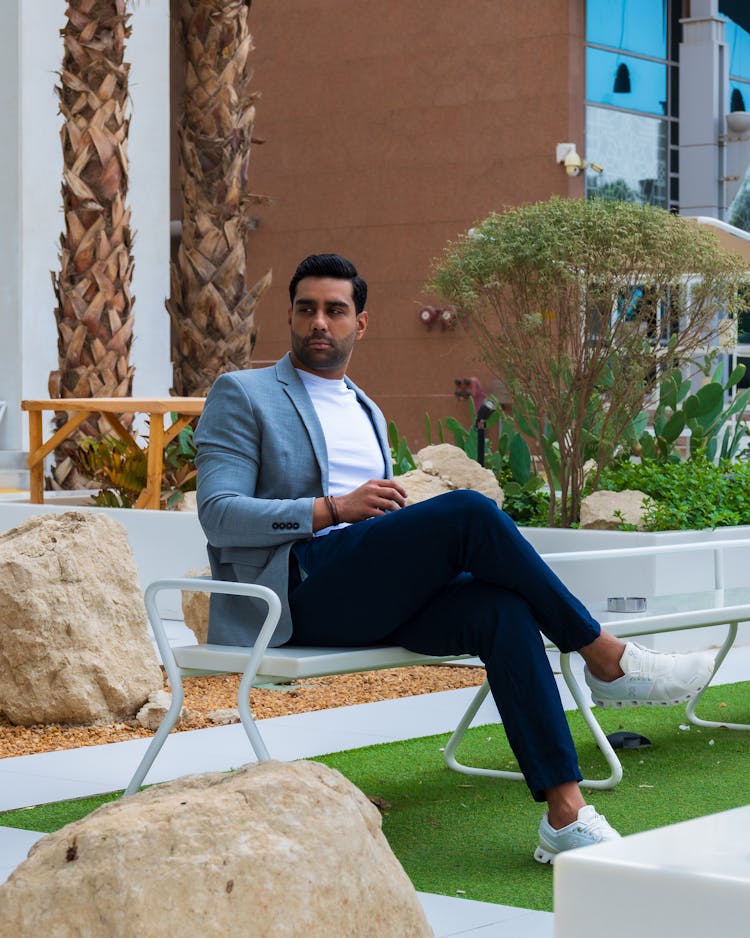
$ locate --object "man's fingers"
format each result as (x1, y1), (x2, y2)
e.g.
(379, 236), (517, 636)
(372, 479), (407, 504)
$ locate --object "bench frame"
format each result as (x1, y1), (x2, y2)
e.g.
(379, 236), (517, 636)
(124, 539), (750, 797)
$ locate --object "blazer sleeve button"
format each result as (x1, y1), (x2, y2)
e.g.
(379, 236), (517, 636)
(272, 522), (279, 530)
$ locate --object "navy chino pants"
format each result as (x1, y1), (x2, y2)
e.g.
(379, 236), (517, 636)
(289, 490), (601, 801)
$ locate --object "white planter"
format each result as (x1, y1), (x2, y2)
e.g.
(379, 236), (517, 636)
(0, 493), (207, 619)
(0, 494), (747, 653)
(522, 525), (750, 651)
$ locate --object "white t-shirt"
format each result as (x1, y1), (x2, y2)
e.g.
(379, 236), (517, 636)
(296, 368), (385, 534)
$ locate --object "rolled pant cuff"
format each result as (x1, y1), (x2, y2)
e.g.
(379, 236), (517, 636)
(528, 765), (584, 803)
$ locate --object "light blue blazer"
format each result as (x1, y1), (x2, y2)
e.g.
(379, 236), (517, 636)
(194, 353), (392, 646)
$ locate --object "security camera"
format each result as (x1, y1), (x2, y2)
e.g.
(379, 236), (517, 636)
(564, 151), (584, 176)
(556, 143), (603, 177)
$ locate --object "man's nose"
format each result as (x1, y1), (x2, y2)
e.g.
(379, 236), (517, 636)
(310, 308), (328, 330)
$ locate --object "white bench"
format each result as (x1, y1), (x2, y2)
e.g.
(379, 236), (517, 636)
(124, 539), (750, 797)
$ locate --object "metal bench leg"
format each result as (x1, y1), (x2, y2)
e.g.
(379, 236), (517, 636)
(444, 680), (525, 782)
(237, 666), (271, 762)
(560, 653), (622, 790)
(686, 621), (750, 731)
(444, 658), (623, 790)
(124, 678), (185, 797)
(123, 578), (281, 796)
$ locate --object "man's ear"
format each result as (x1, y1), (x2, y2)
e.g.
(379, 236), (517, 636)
(355, 310), (369, 340)
(287, 306), (293, 325)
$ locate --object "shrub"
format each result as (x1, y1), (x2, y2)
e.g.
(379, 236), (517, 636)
(430, 197), (746, 526)
(597, 458), (750, 531)
(77, 421), (197, 509)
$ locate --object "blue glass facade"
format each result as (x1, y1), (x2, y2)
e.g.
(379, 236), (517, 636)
(585, 0), (673, 209)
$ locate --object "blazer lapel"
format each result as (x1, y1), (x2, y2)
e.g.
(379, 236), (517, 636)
(347, 379), (392, 481)
(275, 354), (329, 490)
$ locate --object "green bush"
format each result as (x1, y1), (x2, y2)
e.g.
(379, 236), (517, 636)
(430, 197), (746, 526)
(77, 420), (197, 509)
(597, 458), (750, 531)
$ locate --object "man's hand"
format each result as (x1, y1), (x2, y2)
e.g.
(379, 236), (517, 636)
(336, 479), (408, 522)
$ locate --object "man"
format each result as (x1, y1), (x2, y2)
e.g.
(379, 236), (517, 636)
(195, 253), (714, 863)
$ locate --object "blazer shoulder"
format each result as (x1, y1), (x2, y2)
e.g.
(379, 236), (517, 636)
(210, 359), (288, 394)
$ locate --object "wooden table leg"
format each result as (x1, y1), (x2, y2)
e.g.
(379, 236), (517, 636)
(140, 413), (165, 510)
(27, 411), (44, 503)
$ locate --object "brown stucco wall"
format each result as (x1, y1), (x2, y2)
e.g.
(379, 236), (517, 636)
(173, 1), (586, 447)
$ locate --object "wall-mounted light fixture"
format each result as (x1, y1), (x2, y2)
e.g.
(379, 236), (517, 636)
(556, 143), (604, 177)
(726, 111), (750, 137)
(418, 306), (457, 330)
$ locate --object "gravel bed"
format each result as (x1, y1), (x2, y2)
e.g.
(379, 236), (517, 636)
(0, 665), (487, 759)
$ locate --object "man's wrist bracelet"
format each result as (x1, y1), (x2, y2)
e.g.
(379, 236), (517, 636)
(324, 495), (340, 526)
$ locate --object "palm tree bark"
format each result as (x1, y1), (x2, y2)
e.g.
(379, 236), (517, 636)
(50, 0), (136, 489)
(168, 0), (271, 398)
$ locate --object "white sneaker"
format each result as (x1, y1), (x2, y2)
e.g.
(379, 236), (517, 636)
(585, 641), (715, 709)
(534, 805), (620, 864)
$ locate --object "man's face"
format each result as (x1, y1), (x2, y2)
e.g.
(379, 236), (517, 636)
(289, 276), (368, 379)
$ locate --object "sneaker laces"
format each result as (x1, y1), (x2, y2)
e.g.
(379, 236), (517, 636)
(573, 805), (609, 838)
(622, 643), (666, 681)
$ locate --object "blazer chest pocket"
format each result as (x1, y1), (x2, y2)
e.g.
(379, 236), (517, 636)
(218, 546), (274, 568)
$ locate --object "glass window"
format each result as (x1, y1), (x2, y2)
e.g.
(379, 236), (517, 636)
(736, 288), (750, 344)
(735, 356), (750, 390)
(587, 0), (666, 59)
(724, 17), (750, 82)
(585, 105), (668, 207)
(586, 48), (667, 115)
(728, 166), (750, 232)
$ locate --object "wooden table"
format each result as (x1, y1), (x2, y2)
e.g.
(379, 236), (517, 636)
(21, 397), (205, 510)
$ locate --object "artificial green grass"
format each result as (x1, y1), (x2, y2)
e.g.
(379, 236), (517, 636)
(1, 683), (749, 912)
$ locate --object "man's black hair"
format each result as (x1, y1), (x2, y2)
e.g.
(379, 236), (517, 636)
(289, 254), (368, 314)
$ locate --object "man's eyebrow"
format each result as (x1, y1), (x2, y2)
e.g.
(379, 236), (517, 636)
(294, 297), (349, 308)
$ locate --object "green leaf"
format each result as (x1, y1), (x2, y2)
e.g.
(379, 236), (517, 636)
(508, 433), (532, 485)
(727, 363), (746, 388)
(638, 433), (656, 459)
(660, 410), (686, 445)
(387, 421), (399, 451)
(684, 383), (724, 418)
(540, 436), (561, 487)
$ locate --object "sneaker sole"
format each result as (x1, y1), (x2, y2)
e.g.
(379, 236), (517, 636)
(592, 687), (706, 709)
(533, 845), (557, 865)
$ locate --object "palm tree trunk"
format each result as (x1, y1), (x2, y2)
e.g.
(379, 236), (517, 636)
(50, 0), (136, 489)
(168, 0), (271, 398)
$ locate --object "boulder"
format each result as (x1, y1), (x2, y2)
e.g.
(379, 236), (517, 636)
(177, 491), (198, 512)
(208, 708), (240, 725)
(181, 567), (211, 643)
(399, 444), (504, 508)
(0, 511), (161, 726)
(397, 468), (454, 505)
(136, 689), (190, 731)
(579, 489), (650, 530)
(0, 760), (433, 938)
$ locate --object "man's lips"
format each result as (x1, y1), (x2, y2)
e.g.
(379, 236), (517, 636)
(305, 338), (333, 349)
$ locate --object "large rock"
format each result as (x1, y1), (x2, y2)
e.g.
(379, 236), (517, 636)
(0, 760), (433, 938)
(399, 443), (504, 508)
(579, 489), (650, 530)
(181, 567), (211, 643)
(0, 511), (161, 725)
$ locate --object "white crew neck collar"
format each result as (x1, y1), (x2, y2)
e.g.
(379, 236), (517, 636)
(295, 368), (347, 389)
